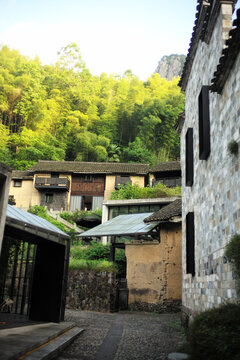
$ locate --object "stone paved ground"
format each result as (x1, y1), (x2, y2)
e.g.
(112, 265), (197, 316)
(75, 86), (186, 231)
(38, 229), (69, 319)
(56, 310), (186, 360)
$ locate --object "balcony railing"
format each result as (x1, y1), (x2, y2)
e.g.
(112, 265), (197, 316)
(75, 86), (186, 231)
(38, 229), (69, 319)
(35, 177), (70, 191)
(152, 178), (181, 188)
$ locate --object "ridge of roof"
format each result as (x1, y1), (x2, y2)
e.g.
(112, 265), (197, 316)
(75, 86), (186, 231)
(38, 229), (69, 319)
(11, 170), (34, 179)
(179, 0), (237, 92)
(144, 198), (182, 223)
(211, 7), (240, 93)
(150, 161), (181, 173)
(28, 160), (150, 174)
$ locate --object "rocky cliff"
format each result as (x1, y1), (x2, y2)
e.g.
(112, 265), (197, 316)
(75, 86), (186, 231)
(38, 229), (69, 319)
(154, 54), (186, 81)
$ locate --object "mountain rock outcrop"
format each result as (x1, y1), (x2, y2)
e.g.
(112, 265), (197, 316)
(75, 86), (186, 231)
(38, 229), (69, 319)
(154, 54), (186, 81)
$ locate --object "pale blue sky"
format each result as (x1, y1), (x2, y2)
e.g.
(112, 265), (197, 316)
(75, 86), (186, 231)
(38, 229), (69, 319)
(0, 0), (198, 80)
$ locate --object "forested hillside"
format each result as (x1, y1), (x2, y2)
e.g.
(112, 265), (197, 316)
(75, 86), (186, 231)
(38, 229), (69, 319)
(0, 43), (184, 170)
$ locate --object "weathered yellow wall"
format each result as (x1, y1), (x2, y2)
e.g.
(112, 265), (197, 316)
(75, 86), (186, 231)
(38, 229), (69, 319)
(125, 224), (182, 310)
(104, 175), (145, 200)
(9, 179), (40, 211)
(104, 175), (115, 200)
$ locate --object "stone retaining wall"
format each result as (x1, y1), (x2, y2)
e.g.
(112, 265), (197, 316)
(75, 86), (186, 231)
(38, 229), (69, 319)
(66, 269), (117, 312)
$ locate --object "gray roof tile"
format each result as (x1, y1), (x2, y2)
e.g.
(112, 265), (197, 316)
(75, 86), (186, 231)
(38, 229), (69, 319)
(144, 198), (182, 222)
(29, 161), (149, 175)
(150, 161), (181, 173)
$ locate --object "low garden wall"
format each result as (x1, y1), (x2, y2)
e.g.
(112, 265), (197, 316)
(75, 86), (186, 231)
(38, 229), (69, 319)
(66, 269), (118, 312)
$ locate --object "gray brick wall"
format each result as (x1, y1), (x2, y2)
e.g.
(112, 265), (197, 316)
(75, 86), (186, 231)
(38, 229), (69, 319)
(181, 4), (239, 314)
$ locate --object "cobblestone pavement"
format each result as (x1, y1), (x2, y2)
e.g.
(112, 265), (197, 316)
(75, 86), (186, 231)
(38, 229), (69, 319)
(56, 310), (186, 360)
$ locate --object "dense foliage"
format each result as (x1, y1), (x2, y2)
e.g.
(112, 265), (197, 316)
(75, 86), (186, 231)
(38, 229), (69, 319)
(70, 242), (126, 277)
(60, 208), (102, 224)
(187, 303), (240, 360)
(0, 44), (184, 169)
(110, 182), (181, 200)
(28, 205), (78, 241)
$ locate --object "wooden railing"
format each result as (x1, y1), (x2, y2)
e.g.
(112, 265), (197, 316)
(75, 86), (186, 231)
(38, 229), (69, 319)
(35, 177), (70, 190)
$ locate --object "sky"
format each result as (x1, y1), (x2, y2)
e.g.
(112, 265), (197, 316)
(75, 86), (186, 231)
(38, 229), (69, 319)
(0, 0), (198, 80)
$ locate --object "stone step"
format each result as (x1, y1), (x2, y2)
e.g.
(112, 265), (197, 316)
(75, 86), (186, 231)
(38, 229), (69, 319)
(0, 322), (84, 360)
(22, 326), (84, 360)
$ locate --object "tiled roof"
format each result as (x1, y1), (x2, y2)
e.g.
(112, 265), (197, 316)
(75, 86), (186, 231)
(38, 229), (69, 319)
(11, 170), (33, 179)
(211, 8), (240, 93)
(179, 0), (237, 92)
(29, 161), (149, 175)
(150, 161), (181, 173)
(144, 198), (182, 223)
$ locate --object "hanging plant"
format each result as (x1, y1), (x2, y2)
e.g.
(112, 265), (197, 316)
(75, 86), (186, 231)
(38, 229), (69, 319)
(227, 140), (238, 155)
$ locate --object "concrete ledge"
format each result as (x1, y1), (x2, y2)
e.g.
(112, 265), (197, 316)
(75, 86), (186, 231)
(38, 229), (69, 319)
(0, 322), (83, 360)
(168, 353), (189, 360)
(22, 327), (84, 360)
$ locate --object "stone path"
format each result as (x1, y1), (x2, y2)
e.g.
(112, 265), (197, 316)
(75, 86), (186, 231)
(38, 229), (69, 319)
(56, 310), (186, 360)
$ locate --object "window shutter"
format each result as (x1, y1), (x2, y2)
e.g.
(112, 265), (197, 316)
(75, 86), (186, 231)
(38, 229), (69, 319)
(186, 212), (195, 276)
(198, 86), (210, 160)
(185, 128), (194, 186)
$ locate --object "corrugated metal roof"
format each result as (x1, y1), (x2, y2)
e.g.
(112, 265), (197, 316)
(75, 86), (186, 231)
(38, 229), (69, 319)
(80, 213), (160, 237)
(6, 205), (69, 238)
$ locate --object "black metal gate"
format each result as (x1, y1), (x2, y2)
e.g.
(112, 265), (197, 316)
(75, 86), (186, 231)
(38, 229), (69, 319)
(0, 238), (36, 315)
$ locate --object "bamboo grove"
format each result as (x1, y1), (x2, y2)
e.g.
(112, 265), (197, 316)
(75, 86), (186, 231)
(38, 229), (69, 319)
(0, 43), (184, 169)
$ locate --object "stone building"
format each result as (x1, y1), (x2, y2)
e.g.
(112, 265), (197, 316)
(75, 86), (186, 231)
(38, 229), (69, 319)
(179, 0), (240, 318)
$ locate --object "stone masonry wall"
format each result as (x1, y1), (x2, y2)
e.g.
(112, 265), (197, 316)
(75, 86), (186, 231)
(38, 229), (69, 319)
(181, 3), (239, 315)
(40, 191), (68, 211)
(66, 269), (118, 312)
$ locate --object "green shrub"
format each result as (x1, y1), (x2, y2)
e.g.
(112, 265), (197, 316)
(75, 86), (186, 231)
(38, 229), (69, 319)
(115, 249), (126, 278)
(79, 242), (111, 260)
(187, 303), (240, 360)
(60, 212), (74, 224)
(70, 242), (126, 277)
(28, 205), (69, 233)
(69, 258), (117, 272)
(225, 233), (240, 279)
(110, 183), (181, 200)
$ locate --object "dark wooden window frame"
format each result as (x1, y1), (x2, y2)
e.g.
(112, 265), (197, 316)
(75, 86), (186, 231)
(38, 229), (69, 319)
(185, 128), (194, 186)
(14, 180), (22, 187)
(45, 193), (53, 203)
(186, 212), (195, 276)
(198, 86), (210, 160)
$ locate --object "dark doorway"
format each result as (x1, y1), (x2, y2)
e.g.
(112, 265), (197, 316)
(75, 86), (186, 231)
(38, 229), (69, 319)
(0, 238), (36, 315)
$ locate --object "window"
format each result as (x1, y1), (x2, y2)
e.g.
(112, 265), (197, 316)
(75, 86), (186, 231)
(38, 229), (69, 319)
(14, 180), (22, 187)
(82, 195), (92, 210)
(84, 175), (93, 182)
(45, 193), (53, 203)
(198, 86), (210, 160)
(186, 212), (195, 276)
(185, 128), (194, 186)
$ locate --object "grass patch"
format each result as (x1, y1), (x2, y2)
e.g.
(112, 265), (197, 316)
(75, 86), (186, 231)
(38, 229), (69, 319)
(69, 258), (117, 272)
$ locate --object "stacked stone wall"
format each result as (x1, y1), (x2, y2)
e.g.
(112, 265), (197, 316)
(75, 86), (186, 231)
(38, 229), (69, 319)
(66, 269), (118, 312)
(181, 4), (240, 315)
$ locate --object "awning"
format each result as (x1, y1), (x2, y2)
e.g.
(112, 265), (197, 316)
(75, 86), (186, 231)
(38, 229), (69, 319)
(6, 205), (70, 245)
(79, 213), (160, 238)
